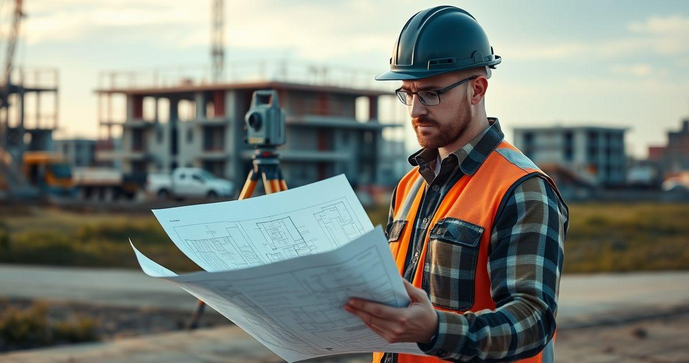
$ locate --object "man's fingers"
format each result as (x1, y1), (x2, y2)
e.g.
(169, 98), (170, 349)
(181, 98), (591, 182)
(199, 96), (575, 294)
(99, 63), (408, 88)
(346, 298), (403, 320)
(345, 304), (398, 330)
(344, 304), (403, 343)
(402, 279), (428, 302)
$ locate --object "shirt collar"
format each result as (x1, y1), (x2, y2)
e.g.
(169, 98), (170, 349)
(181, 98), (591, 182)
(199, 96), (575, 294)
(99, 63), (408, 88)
(407, 117), (504, 176)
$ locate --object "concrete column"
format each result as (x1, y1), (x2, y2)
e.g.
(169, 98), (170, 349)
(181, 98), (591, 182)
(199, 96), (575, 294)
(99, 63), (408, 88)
(126, 95), (134, 121)
(154, 98), (159, 123)
(195, 92), (206, 119)
(368, 96), (378, 121)
(169, 98), (179, 122)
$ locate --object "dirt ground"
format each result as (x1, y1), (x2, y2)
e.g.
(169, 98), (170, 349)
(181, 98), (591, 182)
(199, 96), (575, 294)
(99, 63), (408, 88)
(556, 311), (689, 363)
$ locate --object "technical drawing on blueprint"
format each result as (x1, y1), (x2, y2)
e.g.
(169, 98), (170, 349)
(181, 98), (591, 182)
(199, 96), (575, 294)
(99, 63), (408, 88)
(131, 226), (426, 362)
(315, 201), (365, 249)
(130, 176), (429, 360)
(152, 176), (373, 272)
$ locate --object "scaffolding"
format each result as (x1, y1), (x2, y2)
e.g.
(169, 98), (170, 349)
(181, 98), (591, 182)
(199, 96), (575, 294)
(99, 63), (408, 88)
(0, 67), (60, 197)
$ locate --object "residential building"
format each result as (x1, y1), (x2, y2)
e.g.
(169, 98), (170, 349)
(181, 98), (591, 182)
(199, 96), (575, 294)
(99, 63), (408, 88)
(648, 119), (689, 177)
(513, 125), (628, 187)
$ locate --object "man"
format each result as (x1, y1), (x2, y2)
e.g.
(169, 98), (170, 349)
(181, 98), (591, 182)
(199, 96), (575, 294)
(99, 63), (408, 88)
(343, 6), (569, 363)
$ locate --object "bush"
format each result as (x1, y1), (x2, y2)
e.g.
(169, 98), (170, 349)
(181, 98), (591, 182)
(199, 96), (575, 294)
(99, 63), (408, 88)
(0, 302), (51, 349)
(0, 300), (100, 351)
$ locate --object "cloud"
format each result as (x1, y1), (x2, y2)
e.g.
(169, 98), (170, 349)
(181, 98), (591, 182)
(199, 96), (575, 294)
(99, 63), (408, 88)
(18, 0), (404, 66)
(500, 14), (689, 62)
(610, 64), (653, 77)
(22, 0), (207, 45)
(628, 15), (689, 35)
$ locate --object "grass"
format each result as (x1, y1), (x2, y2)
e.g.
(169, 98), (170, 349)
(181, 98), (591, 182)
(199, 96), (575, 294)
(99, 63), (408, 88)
(0, 203), (688, 274)
(562, 202), (689, 273)
(0, 207), (198, 272)
(0, 299), (100, 351)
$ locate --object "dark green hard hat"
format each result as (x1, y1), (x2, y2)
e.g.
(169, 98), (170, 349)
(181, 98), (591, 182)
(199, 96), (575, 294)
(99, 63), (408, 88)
(375, 5), (501, 81)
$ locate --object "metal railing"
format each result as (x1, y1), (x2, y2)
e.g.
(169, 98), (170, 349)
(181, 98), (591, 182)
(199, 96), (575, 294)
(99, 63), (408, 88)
(13, 68), (60, 90)
(97, 60), (390, 92)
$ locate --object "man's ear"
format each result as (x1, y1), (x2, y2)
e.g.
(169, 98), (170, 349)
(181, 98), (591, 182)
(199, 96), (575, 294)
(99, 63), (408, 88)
(470, 77), (488, 105)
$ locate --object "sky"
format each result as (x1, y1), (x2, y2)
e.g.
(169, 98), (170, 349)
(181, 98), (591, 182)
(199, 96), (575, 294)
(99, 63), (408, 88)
(8, 0), (689, 158)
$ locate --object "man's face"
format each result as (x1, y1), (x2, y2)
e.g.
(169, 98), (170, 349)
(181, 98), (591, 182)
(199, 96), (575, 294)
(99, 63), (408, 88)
(401, 72), (474, 149)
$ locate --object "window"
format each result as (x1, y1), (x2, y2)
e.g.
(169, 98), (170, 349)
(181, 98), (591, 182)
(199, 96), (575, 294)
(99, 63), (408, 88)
(564, 131), (574, 162)
(186, 128), (194, 144)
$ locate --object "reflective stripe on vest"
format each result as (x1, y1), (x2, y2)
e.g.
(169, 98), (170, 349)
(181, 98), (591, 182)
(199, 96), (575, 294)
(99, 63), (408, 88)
(373, 141), (562, 363)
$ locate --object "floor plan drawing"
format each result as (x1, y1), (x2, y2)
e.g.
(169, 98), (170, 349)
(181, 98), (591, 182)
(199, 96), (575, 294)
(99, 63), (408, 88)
(174, 222), (265, 271)
(256, 217), (315, 261)
(314, 201), (365, 248)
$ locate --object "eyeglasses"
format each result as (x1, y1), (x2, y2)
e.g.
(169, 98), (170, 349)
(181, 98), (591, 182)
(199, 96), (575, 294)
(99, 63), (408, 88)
(395, 75), (479, 106)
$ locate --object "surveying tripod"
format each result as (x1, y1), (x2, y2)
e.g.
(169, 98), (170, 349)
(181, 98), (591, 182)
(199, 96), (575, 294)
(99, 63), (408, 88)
(187, 147), (287, 329)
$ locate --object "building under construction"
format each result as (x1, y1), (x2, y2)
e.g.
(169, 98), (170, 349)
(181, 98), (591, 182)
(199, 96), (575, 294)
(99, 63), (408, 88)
(94, 63), (407, 192)
(0, 0), (60, 198)
(0, 69), (60, 198)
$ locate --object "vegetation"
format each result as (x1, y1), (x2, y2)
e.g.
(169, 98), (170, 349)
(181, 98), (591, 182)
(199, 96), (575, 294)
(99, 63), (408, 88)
(0, 207), (198, 272)
(0, 203), (688, 274)
(0, 299), (100, 351)
(561, 202), (689, 273)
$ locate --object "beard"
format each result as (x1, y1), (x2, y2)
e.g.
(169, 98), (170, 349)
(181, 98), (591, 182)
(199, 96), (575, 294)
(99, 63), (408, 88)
(412, 103), (471, 149)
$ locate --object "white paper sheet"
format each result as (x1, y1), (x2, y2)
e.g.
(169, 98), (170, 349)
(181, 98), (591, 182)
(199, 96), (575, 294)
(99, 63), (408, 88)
(152, 174), (373, 272)
(129, 238), (177, 277)
(130, 175), (429, 361)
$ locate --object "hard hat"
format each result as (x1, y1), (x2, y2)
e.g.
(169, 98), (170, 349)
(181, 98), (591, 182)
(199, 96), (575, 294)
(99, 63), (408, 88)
(375, 6), (501, 81)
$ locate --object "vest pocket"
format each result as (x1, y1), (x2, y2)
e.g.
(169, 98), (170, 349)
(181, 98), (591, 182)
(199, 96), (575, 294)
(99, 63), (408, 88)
(424, 217), (484, 311)
(386, 220), (407, 243)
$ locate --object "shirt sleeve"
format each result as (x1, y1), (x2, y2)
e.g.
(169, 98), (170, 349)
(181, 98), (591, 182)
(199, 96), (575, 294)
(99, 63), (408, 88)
(419, 175), (569, 362)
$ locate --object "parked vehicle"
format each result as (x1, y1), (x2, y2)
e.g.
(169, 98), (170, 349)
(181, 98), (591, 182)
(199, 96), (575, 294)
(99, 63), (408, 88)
(146, 168), (234, 200)
(73, 167), (146, 201)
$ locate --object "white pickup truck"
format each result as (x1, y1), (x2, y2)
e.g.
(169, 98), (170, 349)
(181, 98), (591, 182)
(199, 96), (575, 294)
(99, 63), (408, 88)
(147, 168), (235, 200)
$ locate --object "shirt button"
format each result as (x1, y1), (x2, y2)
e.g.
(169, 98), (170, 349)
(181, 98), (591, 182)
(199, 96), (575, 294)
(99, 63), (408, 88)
(414, 251), (420, 259)
(431, 185), (440, 192)
(422, 217), (428, 224)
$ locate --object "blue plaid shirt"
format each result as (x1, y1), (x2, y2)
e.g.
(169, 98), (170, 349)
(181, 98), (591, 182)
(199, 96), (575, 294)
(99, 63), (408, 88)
(383, 118), (569, 362)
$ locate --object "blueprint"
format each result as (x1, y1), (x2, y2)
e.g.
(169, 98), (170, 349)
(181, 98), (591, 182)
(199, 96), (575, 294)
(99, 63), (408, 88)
(131, 227), (427, 362)
(130, 175), (429, 361)
(152, 175), (371, 272)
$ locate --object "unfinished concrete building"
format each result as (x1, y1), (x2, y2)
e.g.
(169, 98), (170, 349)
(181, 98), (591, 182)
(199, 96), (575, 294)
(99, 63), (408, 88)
(95, 64), (406, 191)
(0, 69), (60, 197)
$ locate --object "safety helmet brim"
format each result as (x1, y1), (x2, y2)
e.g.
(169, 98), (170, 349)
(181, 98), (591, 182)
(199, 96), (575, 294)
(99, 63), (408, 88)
(374, 69), (453, 81)
(374, 56), (500, 81)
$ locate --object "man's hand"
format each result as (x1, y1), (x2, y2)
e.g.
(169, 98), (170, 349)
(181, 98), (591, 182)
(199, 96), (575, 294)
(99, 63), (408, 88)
(343, 279), (438, 344)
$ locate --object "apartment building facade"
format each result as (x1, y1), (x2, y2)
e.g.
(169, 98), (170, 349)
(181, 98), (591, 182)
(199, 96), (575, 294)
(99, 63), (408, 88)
(648, 119), (689, 177)
(513, 125), (628, 187)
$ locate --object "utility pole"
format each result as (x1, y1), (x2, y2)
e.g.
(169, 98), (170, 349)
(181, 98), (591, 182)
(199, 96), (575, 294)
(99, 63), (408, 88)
(211, 0), (225, 83)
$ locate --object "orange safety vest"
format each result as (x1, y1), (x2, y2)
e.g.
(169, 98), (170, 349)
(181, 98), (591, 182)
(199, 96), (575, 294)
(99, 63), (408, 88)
(373, 141), (563, 363)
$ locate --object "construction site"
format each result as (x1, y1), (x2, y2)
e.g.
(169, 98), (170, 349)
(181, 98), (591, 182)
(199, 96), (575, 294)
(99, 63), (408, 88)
(1, 1), (688, 363)
(0, 0), (408, 206)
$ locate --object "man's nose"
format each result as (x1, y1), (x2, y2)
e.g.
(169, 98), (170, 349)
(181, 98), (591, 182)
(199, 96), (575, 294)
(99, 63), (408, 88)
(409, 95), (427, 118)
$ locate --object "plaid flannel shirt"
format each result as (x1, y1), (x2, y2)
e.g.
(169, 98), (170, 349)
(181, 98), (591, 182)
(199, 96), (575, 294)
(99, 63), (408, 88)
(383, 118), (569, 362)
